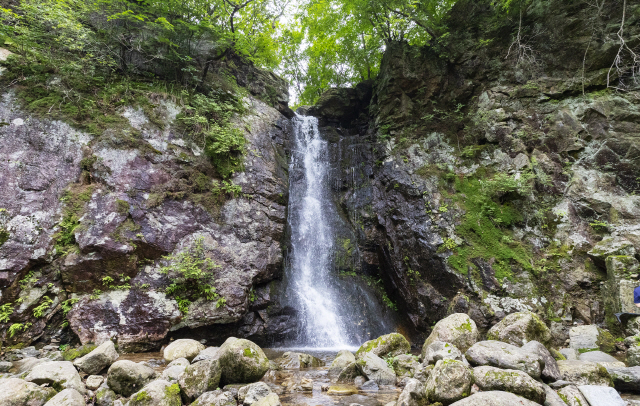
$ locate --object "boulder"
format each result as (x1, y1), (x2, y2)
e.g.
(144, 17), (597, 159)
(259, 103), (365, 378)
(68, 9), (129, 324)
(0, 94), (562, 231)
(396, 378), (428, 406)
(422, 314), (479, 357)
(213, 338), (270, 385)
(521, 340), (561, 381)
(627, 316), (640, 336)
(557, 385), (589, 406)
(253, 393), (281, 406)
(355, 352), (396, 386)
(43, 389), (85, 406)
(391, 354), (421, 379)
(238, 382), (272, 405)
(161, 358), (189, 382)
(327, 385), (359, 395)
(542, 384), (567, 406)
(448, 391), (541, 406)
(192, 390), (237, 406)
(465, 340), (543, 378)
(578, 350), (620, 363)
(355, 333), (411, 359)
(559, 348), (578, 360)
(556, 360), (612, 386)
(628, 345), (640, 366)
(25, 361), (85, 394)
(164, 339), (206, 362)
(0, 377), (56, 406)
(330, 350), (356, 375)
(12, 357), (45, 374)
(487, 311), (552, 346)
(128, 379), (182, 406)
(360, 380), (379, 391)
(95, 387), (117, 406)
(604, 366), (640, 391)
(73, 340), (119, 375)
(423, 341), (465, 365)
(107, 360), (156, 397)
(569, 325), (615, 353)
(86, 375), (104, 390)
(274, 352), (324, 368)
(337, 362), (363, 383)
(178, 358), (222, 401)
(193, 347), (220, 363)
(425, 360), (473, 405)
(577, 385), (625, 406)
(472, 366), (545, 404)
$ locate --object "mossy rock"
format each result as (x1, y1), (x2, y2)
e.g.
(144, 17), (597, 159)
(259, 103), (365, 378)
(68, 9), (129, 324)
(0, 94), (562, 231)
(62, 344), (97, 361)
(422, 313), (479, 358)
(213, 337), (269, 386)
(356, 332), (411, 359)
(486, 311), (551, 347)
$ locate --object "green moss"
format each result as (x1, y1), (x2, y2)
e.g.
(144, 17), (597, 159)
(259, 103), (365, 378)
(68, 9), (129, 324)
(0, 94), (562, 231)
(0, 227), (8, 247)
(62, 343), (97, 361)
(116, 200), (130, 215)
(596, 328), (616, 353)
(134, 390), (152, 402)
(53, 185), (94, 255)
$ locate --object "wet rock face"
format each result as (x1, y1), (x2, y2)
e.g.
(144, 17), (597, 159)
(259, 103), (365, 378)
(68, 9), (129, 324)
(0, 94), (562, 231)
(0, 83), (292, 348)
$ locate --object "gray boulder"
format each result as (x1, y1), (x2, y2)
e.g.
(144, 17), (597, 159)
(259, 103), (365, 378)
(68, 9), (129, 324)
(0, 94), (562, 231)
(604, 366), (640, 391)
(0, 361), (13, 372)
(542, 384), (567, 406)
(449, 391), (540, 406)
(193, 347), (220, 363)
(628, 345), (640, 366)
(425, 360), (473, 405)
(164, 339), (206, 362)
(355, 352), (396, 386)
(360, 380), (379, 391)
(253, 393), (281, 406)
(330, 350), (356, 375)
(73, 340), (119, 375)
(423, 341), (465, 365)
(396, 378), (428, 406)
(11, 357), (45, 375)
(178, 358), (222, 402)
(128, 379), (182, 406)
(521, 340), (561, 381)
(578, 350), (620, 363)
(238, 382), (272, 405)
(557, 360), (612, 386)
(192, 390), (237, 406)
(274, 352), (324, 368)
(161, 357), (189, 382)
(213, 338), (269, 385)
(472, 366), (545, 404)
(25, 361), (85, 394)
(86, 375), (104, 390)
(569, 325), (615, 353)
(557, 385), (589, 406)
(355, 333), (411, 359)
(0, 377), (56, 406)
(392, 354), (421, 379)
(465, 340), (543, 379)
(107, 360), (156, 397)
(95, 387), (117, 406)
(578, 385), (625, 406)
(43, 389), (84, 406)
(337, 362), (363, 383)
(422, 314), (479, 357)
(559, 348), (578, 360)
(487, 311), (552, 347)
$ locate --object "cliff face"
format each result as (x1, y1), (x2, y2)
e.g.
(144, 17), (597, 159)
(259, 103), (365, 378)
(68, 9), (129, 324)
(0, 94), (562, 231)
(0, 58), (295, 350)
(312, 0), (640, 342)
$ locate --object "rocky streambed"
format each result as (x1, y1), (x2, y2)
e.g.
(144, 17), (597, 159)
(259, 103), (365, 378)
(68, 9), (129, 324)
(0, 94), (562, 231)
(2, 311), (640, 405)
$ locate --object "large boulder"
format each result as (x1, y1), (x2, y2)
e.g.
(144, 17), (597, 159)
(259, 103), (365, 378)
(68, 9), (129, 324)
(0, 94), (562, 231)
(472, 366), (545, 404)
(423, 341), (465, 365)
(487, 312), (551, 347)
(557, 385), (589, 406)
(164, 339), (206, 362)
(448, 391), (541, 406)
(213, 338), (269, 385)
(252, 393), (281, 406)
(43, 389), (85, 406)
(569, 325), (615, 353)
(391, 354), (421, 379)
(465, 341), (543, 379)
(521, 340), (561, 381)
(355, 352), (396, 386)
(355, 333), (411, 359)
(107, 360), (156, 397)
(425, 360), (473, 405)
(542, 384), (567, 406)
(396, 378), (428, 406)
(627, 344), (640, 366)
(25, 361), (85, 394)
(73, 340), (119, 375)
(128, 379), (182, 406)
(178, 358), (222, 402)
(604, 366), (640, 391)
(193, 347), (220, 363)
(556, 360), (613, 386)
(274, 352), (324, 368)
(0, 377), (56, 406)
(577, 385), (626, 406)
(238, 382), (272, 405)
(95, 387), (117, 406)
(192, 390), (237, 406)
(329, 350), (356, 375)
(422, 314), (479, 357)
(11, 357), (45, 375)
(336, 362), (363, 383)
(578, 350), (620, 364)
(161, 358), (190, 382)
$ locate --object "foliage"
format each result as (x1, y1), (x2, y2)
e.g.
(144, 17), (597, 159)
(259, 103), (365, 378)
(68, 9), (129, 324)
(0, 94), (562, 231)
(33, 296), (54, 318)
(102, 274), (131, 290)
(19, 271), (39, 289)
(53, 186), (94, 255)
(9, 322), (31, 338)
(0, 303), (14, 323)
(160, 236), (223, 314)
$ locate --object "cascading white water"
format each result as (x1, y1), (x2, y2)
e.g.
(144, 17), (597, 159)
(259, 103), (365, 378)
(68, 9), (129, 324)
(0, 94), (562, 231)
(287, 114), (351, 348)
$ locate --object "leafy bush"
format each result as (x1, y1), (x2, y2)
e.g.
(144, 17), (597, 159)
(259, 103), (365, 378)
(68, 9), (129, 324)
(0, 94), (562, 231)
(33, 296), (53, 318)
(0, 303), (14, 323)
